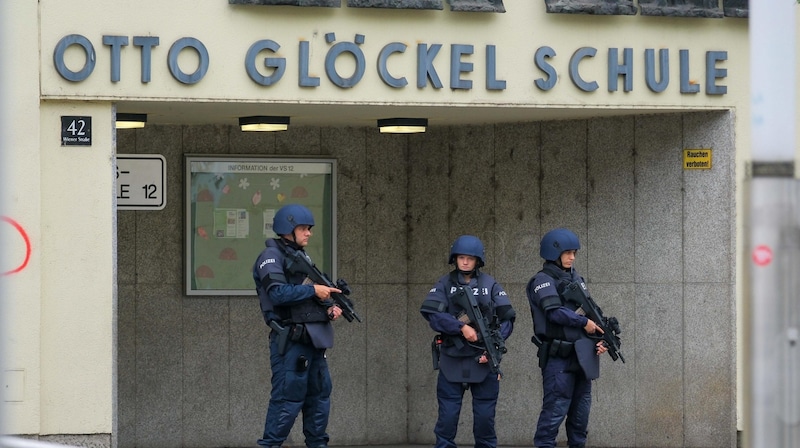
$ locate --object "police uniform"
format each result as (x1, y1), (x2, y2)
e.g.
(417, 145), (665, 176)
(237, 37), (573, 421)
(253, 205), (334, 448)
(420, 235), (515, 448)
(526, 228), (598, 448)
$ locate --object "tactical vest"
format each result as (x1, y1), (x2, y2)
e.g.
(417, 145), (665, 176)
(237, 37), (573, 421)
(271, 240), (330, 325)
(439, 271), (495, 357)
(533, 264), (581, 342)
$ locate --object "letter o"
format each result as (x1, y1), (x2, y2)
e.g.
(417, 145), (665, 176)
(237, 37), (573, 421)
(53, 34), (96, 82)
(245, 40), (286, 86)
(168, 37), (209, 85)
(325, 42), (365, 89)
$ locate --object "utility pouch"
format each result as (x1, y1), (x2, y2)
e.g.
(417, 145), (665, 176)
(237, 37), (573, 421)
(441, 334), (466, 350)
(548, 339), (575, 358)
(289, 324), (306, 342)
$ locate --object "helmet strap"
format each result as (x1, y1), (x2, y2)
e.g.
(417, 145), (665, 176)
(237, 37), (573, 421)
(281, 232), (301, 250)
(457, 267), (479, 278)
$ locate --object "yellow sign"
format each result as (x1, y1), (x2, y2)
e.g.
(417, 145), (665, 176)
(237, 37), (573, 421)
(683, 148), (712, 170)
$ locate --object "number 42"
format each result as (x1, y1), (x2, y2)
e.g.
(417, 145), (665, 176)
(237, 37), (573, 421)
(66, 119), (87, 136)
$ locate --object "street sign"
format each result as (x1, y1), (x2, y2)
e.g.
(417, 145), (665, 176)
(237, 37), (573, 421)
(61, 116), (92, 146)
(116, 154), (166, 210)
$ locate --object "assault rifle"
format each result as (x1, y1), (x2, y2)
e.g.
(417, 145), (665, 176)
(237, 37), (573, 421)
(452, 286), (507, 375)
(281, 243), (362, 323)
(563, 281), (625, 363)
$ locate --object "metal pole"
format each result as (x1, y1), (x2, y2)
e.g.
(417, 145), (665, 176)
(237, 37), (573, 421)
(746, 1), (800, 447)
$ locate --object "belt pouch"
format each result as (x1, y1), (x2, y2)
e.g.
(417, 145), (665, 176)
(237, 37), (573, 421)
(290, 324), (305, 342)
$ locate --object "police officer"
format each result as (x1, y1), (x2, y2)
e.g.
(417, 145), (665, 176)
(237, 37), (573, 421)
(420, 235), (515, 448)
(253, 204), (343, 448)
(526, 228), (608, 448)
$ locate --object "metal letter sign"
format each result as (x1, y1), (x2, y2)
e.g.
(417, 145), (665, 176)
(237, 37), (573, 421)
(61, 116), (92, 146)
(116, 154), (167, 210)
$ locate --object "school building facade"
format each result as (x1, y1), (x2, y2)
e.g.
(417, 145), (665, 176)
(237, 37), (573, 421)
(1, 1), (771, 447)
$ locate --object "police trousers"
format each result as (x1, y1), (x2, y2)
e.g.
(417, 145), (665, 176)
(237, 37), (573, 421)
(257, 334), (332, 448)
(533, 356), (592, 448)
(434, 369), (500, 448)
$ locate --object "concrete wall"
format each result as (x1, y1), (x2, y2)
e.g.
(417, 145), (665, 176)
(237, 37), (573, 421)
(116, 111), (736, 448)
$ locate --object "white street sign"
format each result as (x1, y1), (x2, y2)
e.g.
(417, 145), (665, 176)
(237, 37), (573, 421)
(116, 154), (166, 210)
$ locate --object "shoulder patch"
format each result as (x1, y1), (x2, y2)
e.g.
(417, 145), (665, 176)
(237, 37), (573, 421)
(533, 281), (551, 294)
(258, 258), (277, 270)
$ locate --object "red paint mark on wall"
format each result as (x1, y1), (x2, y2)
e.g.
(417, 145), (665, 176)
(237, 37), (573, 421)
(752, 244), (773, 267)
(1, 216), (32, 275)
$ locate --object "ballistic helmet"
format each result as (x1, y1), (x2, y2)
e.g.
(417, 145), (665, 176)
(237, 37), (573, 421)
(448, 235), (485, 268)
(540, 228), (580, 261)
(273, 204), (315, 236)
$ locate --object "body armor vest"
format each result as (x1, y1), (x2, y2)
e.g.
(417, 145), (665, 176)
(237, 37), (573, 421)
(439, 272), (495, 357)
(536, 264), (581, 342)
(273, 242), (330, 324)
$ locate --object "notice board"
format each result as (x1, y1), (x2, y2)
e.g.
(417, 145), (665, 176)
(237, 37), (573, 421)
(184, 155), (336, 295)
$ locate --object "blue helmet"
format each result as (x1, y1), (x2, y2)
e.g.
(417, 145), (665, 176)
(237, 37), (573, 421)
(540, 228), (580, 261)
(273, 204), (315, 236)
(448, 235), (485, 267)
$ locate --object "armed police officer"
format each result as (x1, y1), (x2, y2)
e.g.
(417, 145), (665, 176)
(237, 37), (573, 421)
(527, 228), (608, 448)
(253, 204), (343, 448)
(420, 235), (516, 448)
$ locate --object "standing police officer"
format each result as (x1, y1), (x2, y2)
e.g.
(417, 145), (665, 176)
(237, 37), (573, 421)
(253, 204), (343, 448)
(420, 235), (516, 448)
(526, 228), (608, 448)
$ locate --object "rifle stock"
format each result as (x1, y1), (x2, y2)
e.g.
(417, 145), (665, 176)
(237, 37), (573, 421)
(563, 282), (625, 363)
(453, 286), (507, 375)
(282, 244), (362, 323)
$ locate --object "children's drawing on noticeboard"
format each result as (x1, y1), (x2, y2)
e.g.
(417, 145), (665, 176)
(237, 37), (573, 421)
(185, 157), (335, 295)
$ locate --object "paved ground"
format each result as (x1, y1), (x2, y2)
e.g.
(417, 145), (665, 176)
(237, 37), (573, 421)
(3, 438), (745, 448)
